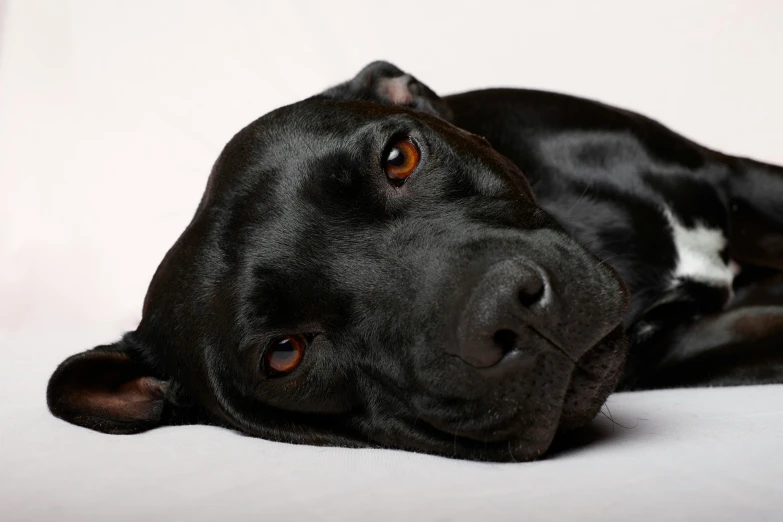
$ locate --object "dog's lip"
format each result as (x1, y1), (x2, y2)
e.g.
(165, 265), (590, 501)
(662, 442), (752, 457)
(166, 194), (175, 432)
(421, 326), (624, 443)
(557, 324), (628, 429)
(566, 326), (625, 380)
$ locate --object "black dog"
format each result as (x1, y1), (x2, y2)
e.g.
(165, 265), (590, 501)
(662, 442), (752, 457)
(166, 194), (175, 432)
(47, 62), (783, 461)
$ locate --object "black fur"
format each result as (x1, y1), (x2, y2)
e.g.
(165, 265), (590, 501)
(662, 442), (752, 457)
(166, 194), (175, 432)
(47, 62), (783, 461)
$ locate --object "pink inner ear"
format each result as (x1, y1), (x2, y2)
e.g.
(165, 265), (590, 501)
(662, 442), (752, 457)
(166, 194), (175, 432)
(378, 76), (414, 105)
(79, 376), (167, 421)
(116, 376), (167, 403)
(63, 353), (168, 422)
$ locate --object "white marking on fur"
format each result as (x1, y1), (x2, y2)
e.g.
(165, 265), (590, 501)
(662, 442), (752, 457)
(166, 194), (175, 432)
(665, 210), (733, 287)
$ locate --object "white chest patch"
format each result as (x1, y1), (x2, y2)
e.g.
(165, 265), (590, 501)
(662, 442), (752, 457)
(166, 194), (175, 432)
(664, 209), (733, 287)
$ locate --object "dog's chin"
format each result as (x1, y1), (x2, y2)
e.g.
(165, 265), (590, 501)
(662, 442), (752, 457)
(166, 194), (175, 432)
(411, 420), (562, 463)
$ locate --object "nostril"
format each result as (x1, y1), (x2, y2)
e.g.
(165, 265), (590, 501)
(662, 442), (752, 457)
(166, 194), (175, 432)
(492, 329), (518, 355)
(450, 261), (550, 368)
(518, 278), (546, 308)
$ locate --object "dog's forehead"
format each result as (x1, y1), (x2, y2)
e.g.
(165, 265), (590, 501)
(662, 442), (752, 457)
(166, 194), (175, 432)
(248, 96), (452, 148)
(200, 96), (496, 211)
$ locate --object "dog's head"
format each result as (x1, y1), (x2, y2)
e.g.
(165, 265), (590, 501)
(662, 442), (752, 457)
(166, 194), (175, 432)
(48, 65), (629, 461)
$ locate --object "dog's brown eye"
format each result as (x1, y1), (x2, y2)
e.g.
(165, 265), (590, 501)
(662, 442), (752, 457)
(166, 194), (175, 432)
(384, 137), (420, 182)
(264, 335), (306, 376)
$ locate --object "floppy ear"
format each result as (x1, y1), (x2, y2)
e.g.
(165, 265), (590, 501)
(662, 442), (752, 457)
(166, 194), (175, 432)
(47, 338), (170, 434)
(323, 60), (454, 120)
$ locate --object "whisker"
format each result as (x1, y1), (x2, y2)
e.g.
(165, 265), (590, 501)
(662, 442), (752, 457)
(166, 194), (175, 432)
(566, 179), (593, 217)
(594, 253), (624, 270)
(508, 440), (519, 463)
(599, 403), (636, 430)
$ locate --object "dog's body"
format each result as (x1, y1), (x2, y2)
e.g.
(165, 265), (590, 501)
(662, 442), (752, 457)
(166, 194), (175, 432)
(47, 62), (783, 461)
(449, 89), (783, 389)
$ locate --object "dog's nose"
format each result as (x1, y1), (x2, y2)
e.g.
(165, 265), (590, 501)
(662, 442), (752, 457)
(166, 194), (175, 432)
(449, 259), (549, 368)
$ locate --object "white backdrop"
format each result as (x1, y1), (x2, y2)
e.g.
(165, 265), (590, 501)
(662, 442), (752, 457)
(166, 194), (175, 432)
(2, 0), (783, 338)
(1, 2), (783, 521)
